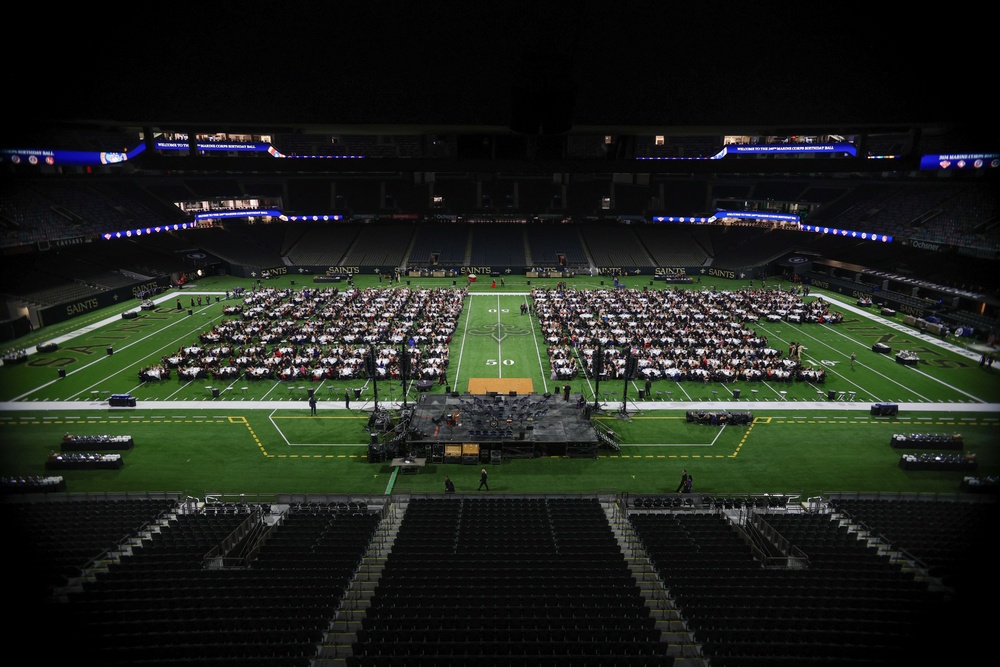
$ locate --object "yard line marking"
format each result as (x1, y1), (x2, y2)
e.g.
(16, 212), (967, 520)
(761, 381), (784, 399)
(816, 294), (985, 401)
(627, 425), (730, 448)
(575, 346), (594, 400)
(261, 381), (281, 400)
(527, 296), (550, 395)
(675, 380), (692, 401)
(269, 407), (293, 446)
(792, 324), (933, 403)
(165, 382), (188, 400)
(17, 291), (211, 359)
(223, 376), (241, 394)
(12, 376), (65, 402)
(761, 325), (880, 402)
(60, 304), (222, 401)
(451, 292), (473, 387)
(820, 293), (985, 362)
(892, 360), (984, 402)
(801, 328), (926, 400)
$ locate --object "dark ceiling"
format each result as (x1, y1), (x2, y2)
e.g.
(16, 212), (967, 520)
(11, 3), (992, 135)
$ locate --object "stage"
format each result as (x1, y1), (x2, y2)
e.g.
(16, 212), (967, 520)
(401, 391), (601, 459)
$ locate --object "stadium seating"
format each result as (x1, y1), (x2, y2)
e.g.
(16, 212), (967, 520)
(7, 492), (995, 663)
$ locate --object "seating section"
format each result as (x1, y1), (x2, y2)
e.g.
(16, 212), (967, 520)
(341, 224), (415, 268)
(181, 226), (285, 268)
(630, 509), (947, 666)
(408, 222), (470, 267)
(0, 239), (183, 307)
(468, 223), (528, 267)
(581, 223), (654, 268)
(283, 222), (361, 266)
(41, 501), (383, 666)
(524, 223), (588, 267)
(827, 496), (996, 591)
(10, 494), (994, 663)
(709, 227), (795, 269)
(806, 181), (998, 253)
(634, 225), (712, 267)
(349, 497), (674, 666)
(10, 496), (178, 593)
(272, 133), (422, 159)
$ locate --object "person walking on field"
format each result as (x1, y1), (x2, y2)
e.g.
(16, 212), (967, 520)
(675, 469), (689, 493)
(850, 352), (856, 369)
(478, 468), (489, 491)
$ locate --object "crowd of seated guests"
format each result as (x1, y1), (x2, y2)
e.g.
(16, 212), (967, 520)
(2, 348), (28, 365)
(159, 285), (464, 383)
(547, 344), (579, 379)
(138, 365), (170, 382)
(534, 286), (839, 383)
(686, 410), (754, 425)
(1, 474), (66, 494)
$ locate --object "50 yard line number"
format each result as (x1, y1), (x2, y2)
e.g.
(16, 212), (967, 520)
(486, 308), (514, 366)
(486, 301), (514, 371)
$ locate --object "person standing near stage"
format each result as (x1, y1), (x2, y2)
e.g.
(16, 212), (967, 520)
(345, 389), (351, 410)
(478, 468), (489, 491)
(309, 394), (318, 416)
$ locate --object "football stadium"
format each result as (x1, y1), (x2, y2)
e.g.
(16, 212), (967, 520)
(3, 7), (998, 666)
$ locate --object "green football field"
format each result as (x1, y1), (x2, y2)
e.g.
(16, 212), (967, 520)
(2, 272), (997, 501)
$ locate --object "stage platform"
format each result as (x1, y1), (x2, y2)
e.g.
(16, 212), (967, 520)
(405, 392), (601, 458)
